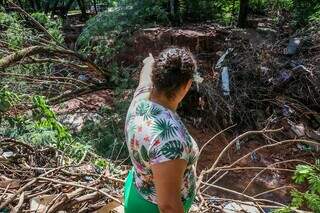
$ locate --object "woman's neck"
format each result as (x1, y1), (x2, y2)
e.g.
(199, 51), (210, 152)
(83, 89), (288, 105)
(150, 89), (179, 112)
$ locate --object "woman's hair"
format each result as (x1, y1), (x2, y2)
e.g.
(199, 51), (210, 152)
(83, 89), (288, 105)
(152, 47), (196, 99)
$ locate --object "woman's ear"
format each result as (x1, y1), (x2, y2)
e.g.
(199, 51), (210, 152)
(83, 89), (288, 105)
(186, 80), (192, 91)
(181, 80), (192, 97)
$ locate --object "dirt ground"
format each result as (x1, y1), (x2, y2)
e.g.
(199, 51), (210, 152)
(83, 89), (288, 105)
(62, 20), (320, 207)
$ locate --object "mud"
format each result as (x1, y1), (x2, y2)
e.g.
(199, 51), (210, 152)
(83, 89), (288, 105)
(62, 22), (318, 205)
(120, 25), (318, 204)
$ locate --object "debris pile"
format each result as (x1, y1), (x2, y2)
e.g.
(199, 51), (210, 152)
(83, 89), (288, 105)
(0, 138), (125, 212)
(192, 24), (320, 143)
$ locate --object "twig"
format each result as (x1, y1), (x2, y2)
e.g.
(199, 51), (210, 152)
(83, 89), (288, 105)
(201, 181), (287, 207)
(0, 72), (90, 87)
(0, 184), (11, 203)
(222, 139), (318, 169)
(44, 193), (64, 213)
(8, 1), (59, 44)
(210, 128), (283, 172)
(202, 195), (286, 210)
(242, 159), (309, 193)
(196, 128), (282, 190)
(38, 177), (123, 205)
(0, 137), (34, 151)
(195, 124), (236, 171)
(0, 178), (37, 208)
(12, 191), (25, 213)
(253, 185), (295, 198)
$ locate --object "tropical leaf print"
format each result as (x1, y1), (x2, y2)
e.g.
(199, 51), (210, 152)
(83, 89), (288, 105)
(139, 184), (155, 196)
(149, 147), (160, 160)
(185, 134), (193, 149)
(130, 135), (136, 149)
(133, 150), (143, 165)
(140, 145), (150, 162)
(126, 111), (135, 123)
(125, 95), (199, 204)
(188, 154), (197, 165)
(160, 140), (184, 160)
(127, 123), (136, 139)
(136, 101), (150, 116)
(143, 105), (162, 120)
(152, 118), (178, 140)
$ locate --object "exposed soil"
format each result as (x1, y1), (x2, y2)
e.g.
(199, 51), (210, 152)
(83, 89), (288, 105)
(61, 20), (320, 207)
(189, 124), (313, 204)
(119, 24), (319, 206)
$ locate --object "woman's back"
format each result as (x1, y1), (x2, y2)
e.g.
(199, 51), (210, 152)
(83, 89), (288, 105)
(125, 90), (198, 204)
(124, 48), (201, 213)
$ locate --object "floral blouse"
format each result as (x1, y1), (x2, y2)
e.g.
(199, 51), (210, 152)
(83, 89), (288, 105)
(125, 86), (199, 204)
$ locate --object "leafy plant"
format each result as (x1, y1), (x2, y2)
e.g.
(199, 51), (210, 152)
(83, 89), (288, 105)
(75, 98), (130, 160)
(32, 96), (72, 146)
(31, 12), (63, 43)
(3, 16), (32, 49)
(0, 12), (18, 27)
(275, 160), (320, 212)
(293, 0), (320, 25)
(0, 87), (20, 113)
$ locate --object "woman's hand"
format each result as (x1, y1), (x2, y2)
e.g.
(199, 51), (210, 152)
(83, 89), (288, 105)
(151, 159), (187, 213)
(138, 53), (155, 88)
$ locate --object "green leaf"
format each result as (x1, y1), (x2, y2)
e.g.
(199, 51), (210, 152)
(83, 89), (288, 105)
(149, 147), (160, 160)
(140, 145), (149, 162)
(143, 105), (161, 120)
(160, 140), (184, 160)
(291, 190), (304, 207)
(304, 192), (320, 212)
(308, 173), (320, 194)
(293, 165), (314, 184)
(133, 150), (143, 165)
(136, 101), (150, 117)
(152, 118), (178, 140)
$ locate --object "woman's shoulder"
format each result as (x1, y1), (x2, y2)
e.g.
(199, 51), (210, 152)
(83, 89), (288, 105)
(132, 99), (172, 119)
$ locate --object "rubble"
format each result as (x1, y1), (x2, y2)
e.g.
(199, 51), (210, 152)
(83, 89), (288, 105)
(223, 202), (260, 213)
(0, 137), (125, 212)
(286, 37), (301, 55)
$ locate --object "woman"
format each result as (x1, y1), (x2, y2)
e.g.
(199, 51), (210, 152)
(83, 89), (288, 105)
(124, 47), (201, 213)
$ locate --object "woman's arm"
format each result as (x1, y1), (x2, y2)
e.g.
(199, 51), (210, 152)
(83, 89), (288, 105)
(151, 159), (187, 213)
(138, 53), (154, 88)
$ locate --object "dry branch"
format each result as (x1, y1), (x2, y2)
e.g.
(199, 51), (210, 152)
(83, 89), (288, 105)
(38, 177), (123, 205)
(0, 140), (125, 212)
(195, 127), (319, 212)
(8, 1), (58, 44)
(0, 45), (104, 77)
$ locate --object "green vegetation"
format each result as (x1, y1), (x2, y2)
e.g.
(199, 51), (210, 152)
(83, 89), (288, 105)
(275, 161), (320, 212)
(0, 1), (320, 210)
(76, 0), (320, 69)
(75, 97), (130, 160)
(0, 9), (129, 168)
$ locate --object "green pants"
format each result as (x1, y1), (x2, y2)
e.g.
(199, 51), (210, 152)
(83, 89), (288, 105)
(124, 169), (194, 213)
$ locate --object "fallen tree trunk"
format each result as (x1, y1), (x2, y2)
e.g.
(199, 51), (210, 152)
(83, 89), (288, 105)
(0, 45), (105, 77)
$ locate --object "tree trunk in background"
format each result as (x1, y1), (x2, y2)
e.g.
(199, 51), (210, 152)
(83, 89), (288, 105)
(61, 0), (75, 18)
(52, 0), (60, 11)
(93, 0), (97, 13)
(34, 0), (41, 10)
(238, 0), (249, 28)
(17, 0), (23, 7)
(29, 0), (36, 11)
(170, 0), (175, 16)
(77, 0), (88, 20)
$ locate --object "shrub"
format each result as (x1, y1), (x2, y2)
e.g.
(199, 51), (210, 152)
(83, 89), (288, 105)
(275, 160), (320, 212)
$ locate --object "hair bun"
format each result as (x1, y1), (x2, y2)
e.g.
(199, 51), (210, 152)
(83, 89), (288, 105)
(165, 52), (182, 72)
(152, 47), (196, 99)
